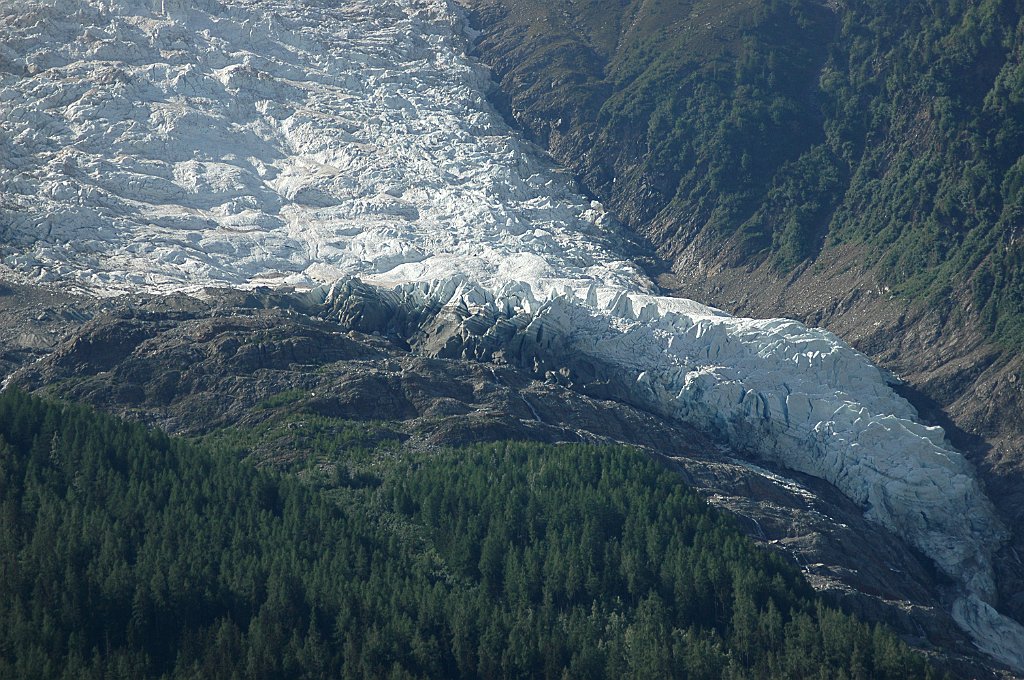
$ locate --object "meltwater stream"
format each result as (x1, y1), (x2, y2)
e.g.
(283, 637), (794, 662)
(1, 0), (1022, 668)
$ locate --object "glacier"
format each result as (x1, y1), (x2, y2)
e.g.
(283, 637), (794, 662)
(2, 0), (1023, 668)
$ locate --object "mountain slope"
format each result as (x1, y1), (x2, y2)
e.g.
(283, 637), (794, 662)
(4, 281), (1016, 675)
(0, 388), (940, 678)
(461, 0), (1024, 439)
(463, 0), (1024, 340)
(461, 0), (1024, 642)
(2, 0), (1023, 672)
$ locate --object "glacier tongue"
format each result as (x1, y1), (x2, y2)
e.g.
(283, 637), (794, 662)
(313, 277), (1024, 672)
(2, 0), (1022, 668)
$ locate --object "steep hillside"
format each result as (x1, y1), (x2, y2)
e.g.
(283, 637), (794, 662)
(0, 388), (940, 678)
(466, 0), (836, 254)
(464, 0), (1024, 340)
(461, 0), (1024, 595)
(3, 0), (1024, 672)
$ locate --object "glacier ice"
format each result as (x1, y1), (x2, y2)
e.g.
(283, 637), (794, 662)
(2, 0), (1023, 668)
(0, 0), (643, 295)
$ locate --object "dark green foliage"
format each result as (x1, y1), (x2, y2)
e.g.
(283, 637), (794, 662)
(594, 0), (836, 247)
(818, 0), (1024, 343)
(0, 389), (938, 678)
(479, 0), (1024, 343)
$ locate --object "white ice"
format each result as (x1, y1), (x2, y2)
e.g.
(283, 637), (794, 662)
(2, 0), (1022, 667)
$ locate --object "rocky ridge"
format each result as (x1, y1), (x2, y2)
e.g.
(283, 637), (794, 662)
(0, 284), (1002, 676)
(312, 276), (1024, 670)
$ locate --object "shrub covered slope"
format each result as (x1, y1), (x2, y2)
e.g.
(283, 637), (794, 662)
(468, 0), (1024, 343)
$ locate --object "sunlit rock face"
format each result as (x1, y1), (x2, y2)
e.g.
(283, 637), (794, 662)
(2, 0), (1022, 668)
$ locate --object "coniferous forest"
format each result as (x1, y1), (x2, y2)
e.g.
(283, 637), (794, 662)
(0, 389), (940, 679)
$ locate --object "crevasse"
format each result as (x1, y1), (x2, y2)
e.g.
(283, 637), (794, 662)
(2, 0), (1022, 668)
